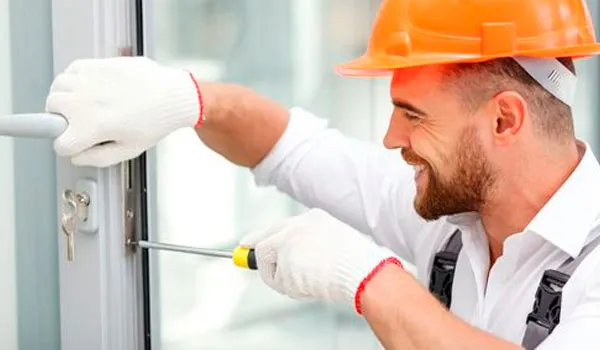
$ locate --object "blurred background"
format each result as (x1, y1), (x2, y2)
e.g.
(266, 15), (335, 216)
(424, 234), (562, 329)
(147, 1), (387, 349)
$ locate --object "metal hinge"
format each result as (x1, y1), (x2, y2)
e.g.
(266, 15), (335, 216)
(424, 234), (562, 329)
(123, 160), (138, 253)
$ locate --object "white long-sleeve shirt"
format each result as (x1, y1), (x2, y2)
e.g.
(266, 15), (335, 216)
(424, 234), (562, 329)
(251, 107), (600, 349)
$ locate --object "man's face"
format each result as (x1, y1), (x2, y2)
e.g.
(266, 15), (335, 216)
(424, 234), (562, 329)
(385, 66), (497, 220)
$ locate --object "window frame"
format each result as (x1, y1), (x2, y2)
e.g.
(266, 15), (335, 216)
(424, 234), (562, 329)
(52, 0), (149, 349)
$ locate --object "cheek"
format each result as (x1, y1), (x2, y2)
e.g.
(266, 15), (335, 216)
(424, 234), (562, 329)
(411, 122), (456, 169)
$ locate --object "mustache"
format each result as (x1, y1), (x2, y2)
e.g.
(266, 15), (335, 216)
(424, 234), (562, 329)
(401, 148), (427, 166)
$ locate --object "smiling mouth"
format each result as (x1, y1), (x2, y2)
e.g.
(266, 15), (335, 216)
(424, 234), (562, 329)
(413, 164), (427, 180)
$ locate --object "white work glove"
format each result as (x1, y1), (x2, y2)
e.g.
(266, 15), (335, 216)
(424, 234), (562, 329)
(45, 56), (204, 167)
(240, 209), (402, 314)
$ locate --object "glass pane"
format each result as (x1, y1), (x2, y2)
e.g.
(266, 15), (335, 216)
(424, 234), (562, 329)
(0, 0), (61, 349)
(146, 0), (387, 348)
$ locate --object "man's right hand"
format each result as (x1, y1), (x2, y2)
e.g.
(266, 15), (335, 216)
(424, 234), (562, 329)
(46, 56), (203, 167)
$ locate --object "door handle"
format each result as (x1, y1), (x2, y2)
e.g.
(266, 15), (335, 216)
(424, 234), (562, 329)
(0, 112), (67, 138)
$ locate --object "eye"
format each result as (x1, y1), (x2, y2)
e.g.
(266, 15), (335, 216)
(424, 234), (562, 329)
(403, 111), (421, 123)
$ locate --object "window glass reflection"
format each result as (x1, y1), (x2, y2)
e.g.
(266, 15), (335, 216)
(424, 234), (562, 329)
(149, 1), (384, 348)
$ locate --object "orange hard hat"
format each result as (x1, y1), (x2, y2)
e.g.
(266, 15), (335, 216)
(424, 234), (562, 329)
(336, 0), (600, 77)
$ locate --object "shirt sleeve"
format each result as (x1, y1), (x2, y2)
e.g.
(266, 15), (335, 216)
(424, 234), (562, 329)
(251, 107), (432, 263)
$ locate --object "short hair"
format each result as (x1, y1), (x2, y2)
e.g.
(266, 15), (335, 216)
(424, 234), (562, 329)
(442, 57), (576, 143)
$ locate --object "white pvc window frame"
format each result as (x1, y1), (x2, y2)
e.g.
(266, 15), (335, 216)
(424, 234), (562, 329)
(52, 0), (147, 349)
(0, 0), (17, 347)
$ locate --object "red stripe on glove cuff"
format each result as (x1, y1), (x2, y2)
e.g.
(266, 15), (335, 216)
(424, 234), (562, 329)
(188, 72), (205, 127)
(354, 257), (403, 315)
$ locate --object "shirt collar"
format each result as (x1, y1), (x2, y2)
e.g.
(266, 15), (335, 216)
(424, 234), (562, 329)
(525, 140), (600, 257)
(446, 212), (479, 227)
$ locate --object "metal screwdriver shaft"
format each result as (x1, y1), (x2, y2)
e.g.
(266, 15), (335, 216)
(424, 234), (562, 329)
(135, 240), (233, 258)
(132, 240), (258, 270)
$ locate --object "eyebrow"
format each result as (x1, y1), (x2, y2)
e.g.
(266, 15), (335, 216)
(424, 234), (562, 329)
(392, 99), (428, 117)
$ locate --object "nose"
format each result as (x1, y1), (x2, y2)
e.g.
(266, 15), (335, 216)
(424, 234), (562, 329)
(383, 111), (411, 149)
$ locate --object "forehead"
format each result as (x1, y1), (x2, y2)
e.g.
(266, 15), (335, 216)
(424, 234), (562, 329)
(390, 65), (447, 98)
(389, 65), (476, 124)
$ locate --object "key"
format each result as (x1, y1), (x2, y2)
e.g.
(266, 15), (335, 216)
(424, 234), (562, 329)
(74, 192), (90, 222)
(61, 190), (78, 262)
(59, 189), (91, 262)
(61, 213), (76, 261)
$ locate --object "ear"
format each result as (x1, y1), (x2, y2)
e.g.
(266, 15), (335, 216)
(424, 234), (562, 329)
(490, 91), (527, 145)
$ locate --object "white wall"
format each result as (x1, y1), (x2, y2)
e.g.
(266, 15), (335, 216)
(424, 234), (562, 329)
(0, 0), (18, 347)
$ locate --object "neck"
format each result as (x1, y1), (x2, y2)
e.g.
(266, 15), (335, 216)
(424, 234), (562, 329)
(480, 141), (582, 264)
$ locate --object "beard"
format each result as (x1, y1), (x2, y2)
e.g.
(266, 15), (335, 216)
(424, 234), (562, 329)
(402, 126), (496, 221)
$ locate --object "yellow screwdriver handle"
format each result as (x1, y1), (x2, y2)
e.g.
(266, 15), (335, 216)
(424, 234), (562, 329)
(232, 246), (258, 270)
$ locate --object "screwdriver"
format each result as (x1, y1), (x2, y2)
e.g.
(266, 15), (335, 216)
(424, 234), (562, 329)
(132, 240), (258, 270)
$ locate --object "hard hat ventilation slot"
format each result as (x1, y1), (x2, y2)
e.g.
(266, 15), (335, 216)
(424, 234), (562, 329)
(547, 69), (561, 84)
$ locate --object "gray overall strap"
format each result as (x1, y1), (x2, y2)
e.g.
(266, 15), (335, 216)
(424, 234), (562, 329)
(522, 234), (600, 350)
(428, 229), (463, 308)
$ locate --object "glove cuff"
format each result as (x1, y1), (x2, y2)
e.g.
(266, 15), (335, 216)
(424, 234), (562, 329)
(186, 72), (206, 127)
(332, 246), (402, 312)
(353, 257), (403, 315)
(158, 69), (205, 129)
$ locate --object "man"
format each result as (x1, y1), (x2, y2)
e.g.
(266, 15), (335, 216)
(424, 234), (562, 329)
(45, 0), (600, 349)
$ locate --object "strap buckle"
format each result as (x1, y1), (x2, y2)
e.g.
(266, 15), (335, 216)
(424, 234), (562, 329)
(525, 269), (569, 333)
(428, 251), (459, 308)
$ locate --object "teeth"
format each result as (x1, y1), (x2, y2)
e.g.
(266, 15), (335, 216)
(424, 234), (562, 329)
(414, 164), (425, 172)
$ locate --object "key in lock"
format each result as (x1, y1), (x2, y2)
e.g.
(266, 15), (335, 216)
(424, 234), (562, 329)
(61, 189), (91, 262)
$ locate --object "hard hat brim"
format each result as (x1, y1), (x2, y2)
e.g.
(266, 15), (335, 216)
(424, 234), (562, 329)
(335, 43), (600, 77)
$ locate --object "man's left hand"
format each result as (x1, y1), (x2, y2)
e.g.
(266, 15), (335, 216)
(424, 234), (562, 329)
(240, 208), (403, 313)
